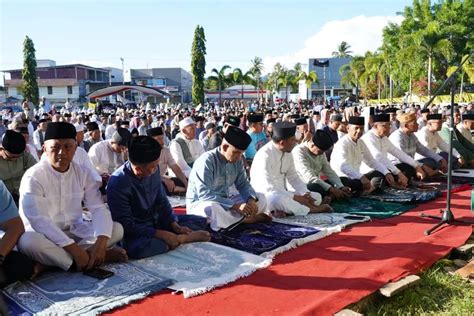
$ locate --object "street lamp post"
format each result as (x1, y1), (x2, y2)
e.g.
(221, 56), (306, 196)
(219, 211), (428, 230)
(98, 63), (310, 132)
(120, 57), (125, 100)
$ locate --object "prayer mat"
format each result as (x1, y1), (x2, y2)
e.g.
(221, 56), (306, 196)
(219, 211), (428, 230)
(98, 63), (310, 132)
(210, 222), (326, 258)
(365, 186), (441, 203)
(273, 212), (370, 234)
(132, 242), (271, 298)
(3, 262), (172, 315)
(332, 197), (415, 219)
(167, 195), (187, 208)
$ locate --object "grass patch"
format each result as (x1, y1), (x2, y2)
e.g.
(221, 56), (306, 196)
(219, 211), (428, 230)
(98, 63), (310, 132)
(357, 260), (474, 315)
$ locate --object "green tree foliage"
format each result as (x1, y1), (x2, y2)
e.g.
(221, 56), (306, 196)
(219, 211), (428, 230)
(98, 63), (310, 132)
(191, 25), (206, 105)
(332, 41), (353, 58)
(22, 36), (39, 105)
(207, 65), (231, 105)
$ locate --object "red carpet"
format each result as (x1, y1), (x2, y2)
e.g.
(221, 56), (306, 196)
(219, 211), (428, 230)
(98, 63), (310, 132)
(107, 190), (473, 316)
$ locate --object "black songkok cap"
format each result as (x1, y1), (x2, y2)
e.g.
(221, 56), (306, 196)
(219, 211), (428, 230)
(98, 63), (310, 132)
(224, 126), (252, 151)
(44, 122), (76, 141)
(86, 122), (99, 131)
(146, 127), (164, 137)
(290, 114), (300, 119)
(2, 130), (26, 154)
(38, 118), (48, 124)
(17, 126), (29, 135)
(131, 128), (139, 136)
(247, 113), (264, 123)
(272, 121), (296, 139)
(427, 114), (442, 121)
(420, 109), (430, 114)
(128, 136), (161, 164)
(294, 117), (307, 126)
(226, 116), (240, 127)
(112, 128), (132, 146)
(372, 114), (390, 123)
(266, 118), (276, 124)
(312, 130), (334, 151)
(348, 116), (365, 126)
(384, 107), (398, 114)
(461, 113), (474, 121)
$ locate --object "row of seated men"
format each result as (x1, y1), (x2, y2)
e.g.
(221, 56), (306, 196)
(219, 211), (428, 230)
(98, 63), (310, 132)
(0, 108), (473, 289)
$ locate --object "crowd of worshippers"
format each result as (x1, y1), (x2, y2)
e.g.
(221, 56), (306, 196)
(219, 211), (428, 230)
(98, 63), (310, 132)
(0, 99), (473, 289)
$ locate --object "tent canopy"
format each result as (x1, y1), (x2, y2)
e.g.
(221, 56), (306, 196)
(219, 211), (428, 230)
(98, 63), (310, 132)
(87, 85), (171, 99)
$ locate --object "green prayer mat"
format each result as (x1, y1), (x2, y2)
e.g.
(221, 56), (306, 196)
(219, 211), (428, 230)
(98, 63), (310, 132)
(332, 197), (416, 219)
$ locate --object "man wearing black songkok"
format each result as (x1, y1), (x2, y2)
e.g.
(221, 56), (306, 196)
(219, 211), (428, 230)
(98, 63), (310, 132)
(107, 136), (211, 258)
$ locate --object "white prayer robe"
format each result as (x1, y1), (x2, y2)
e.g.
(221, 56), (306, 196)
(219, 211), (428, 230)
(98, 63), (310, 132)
(250, 141), (321, 216)
(457, 123), (473, 144)
(104, 124), (117, 140)
(330, 134), (389, 179)
(415, 126), (461, 160)
(88, 140), (125, 175)
(361, 129), (421, 175)
(18, 160), (117, 270)
(169, 133), (205, 178)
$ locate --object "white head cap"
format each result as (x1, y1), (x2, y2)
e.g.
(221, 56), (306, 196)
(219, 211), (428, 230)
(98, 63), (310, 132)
(179, 117), (195, 130)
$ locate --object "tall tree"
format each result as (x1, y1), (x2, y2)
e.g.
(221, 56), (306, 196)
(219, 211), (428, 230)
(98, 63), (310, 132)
(339, 56), (365, 102)
(332, 41), (353, 58)
(191, 25), (206, 105)
(230, 68), (254, 99)
(207, 65), (231, 106)
(297, 69), (319, 100)
(22, 36), (39, 105)
(249, 56), (264, 102)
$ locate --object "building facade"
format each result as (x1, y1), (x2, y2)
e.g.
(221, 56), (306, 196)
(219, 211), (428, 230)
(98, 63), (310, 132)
(130, 67), (192, 103)
(4, 61), (110, 104)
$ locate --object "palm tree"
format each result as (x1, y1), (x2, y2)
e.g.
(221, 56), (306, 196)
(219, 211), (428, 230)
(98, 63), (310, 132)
(297, 70), (319, 100)
(249, 57), (264, 102)
(332, 41), (353, 58)
(360, 52), (387, 102)
(278, 69), (298, 103)
(339, 56), (365, 102)
(207, 65), (231, 106)
(231, 68), (254, 99)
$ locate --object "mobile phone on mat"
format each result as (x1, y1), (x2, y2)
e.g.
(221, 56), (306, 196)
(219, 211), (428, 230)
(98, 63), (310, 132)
(83, 267), (114, 279)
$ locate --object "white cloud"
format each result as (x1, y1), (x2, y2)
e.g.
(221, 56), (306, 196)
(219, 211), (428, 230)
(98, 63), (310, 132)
(263, 15), (403, 71)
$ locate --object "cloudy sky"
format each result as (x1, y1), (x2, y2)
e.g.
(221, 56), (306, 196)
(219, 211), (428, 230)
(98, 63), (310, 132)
(0, 0), (410, 79)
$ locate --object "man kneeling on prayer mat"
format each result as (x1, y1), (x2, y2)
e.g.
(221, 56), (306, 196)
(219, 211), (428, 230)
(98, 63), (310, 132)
(330, 116), (395, 195)
(18, 122), (127, 272)
(361, 114), (425, 185)
(147, 127), (188, 195)
(389, 112), (447, 177)
(187, 125), (270, 231)
(107, 136), (210, 259)
(250, 121), (332, 216)
(292, 130), (351, 202)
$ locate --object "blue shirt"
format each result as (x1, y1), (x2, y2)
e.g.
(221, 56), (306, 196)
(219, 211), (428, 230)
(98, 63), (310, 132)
(244, 131), (268, 160)
(187, 148), (257, 211)
(0, 180), (18, 223)
(106, 161), (177, 240)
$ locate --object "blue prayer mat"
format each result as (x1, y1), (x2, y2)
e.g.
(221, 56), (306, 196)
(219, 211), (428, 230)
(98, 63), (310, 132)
(210, 221), (325, 257)
(3, 262), (172, 315)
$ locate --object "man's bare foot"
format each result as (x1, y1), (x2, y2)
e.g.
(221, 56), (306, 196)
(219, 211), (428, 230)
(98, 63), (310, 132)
(31, 262), (49, 279)
(105, 247), (128, 263)
(309, 204), (333, 213)
(243, 213), (272, 224)
(179, 230), (211, 244)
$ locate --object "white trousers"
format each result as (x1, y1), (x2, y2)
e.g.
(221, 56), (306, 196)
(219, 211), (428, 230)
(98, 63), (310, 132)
(188, 193), (268, 231)
(18, 221), (124, 271)
(265, 191), (322, 216)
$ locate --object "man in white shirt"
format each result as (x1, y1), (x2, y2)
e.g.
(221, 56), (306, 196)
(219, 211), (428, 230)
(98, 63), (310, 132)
(169, 117), (205, 178)
(88, 128), (131, 178)
(250, 121), (332, 216)
(417, 108), (430, 130)
(331, 116), (394, 195)
(362, 114), (425, 185)
(32, 119), (48, 153)
(457, 113), (473, 144)
(18, 122), (126, 272)
(415, 114), (464, 169)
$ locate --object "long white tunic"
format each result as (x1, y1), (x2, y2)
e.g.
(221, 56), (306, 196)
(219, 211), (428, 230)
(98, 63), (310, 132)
(19, 160), (113, 248)
(250, 141), (308, 199)
(415, 126), (460, 159)
(88, 140), (125, 175)
(169, 133), (205, 178)
(330, 134), (389, 179)
(361, 129), (421, 175)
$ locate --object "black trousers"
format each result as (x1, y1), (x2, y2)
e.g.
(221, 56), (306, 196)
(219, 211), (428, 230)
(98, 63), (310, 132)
(395, 162), (416, 181)
(162, 177), (186, 196)
(307, 181), (332, 197)
(340, 170), (384, 194)
(0, 251), (34, 289)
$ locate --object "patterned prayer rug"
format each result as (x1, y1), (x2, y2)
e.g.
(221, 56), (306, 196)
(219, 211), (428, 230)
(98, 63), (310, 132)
(365, 186), (441, 203)
(210, 222), (326, 258)
(332, 197), (416, 219)
(3, 262), (172, 315)
(273, 212), (370, 234)
(132, 242), (271, 298)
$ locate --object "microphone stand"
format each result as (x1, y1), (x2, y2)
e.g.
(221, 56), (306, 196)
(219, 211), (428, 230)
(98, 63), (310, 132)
(420, 53), (473, 235)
